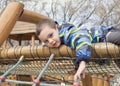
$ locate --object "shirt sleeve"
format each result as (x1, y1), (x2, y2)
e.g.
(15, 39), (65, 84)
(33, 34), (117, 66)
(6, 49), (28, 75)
(75, 44), (92, 64)
(74, 34), (92, 64)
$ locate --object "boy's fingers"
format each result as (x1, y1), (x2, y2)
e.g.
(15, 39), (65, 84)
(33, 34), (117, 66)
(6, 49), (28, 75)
(78, 74), (83, 79)
(82, 73), (85, 78)
(74, 74), (78, 82)
(78, 74), (81, 79)
(80, 74), (83, 78)
(83, 69), (86, 78)
(74, 74), (81, 81)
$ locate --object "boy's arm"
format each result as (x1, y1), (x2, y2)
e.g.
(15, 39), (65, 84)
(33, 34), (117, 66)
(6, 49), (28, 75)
(73, 44), (91, 82)
(74, 61), (86, 82)
(73, 38), (92, 82)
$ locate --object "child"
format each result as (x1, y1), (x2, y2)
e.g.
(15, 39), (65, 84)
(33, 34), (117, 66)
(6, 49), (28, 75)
(36, 19), (120, 84)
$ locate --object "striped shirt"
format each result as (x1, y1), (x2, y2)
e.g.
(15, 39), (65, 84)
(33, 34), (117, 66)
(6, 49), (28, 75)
(59, 23), (109, 63)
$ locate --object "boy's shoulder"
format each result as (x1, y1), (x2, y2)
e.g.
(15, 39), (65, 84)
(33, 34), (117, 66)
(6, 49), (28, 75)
(60, 22), (75, 29)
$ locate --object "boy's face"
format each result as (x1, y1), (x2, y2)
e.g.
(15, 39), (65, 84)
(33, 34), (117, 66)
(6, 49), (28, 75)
(38, 25), (61, 48)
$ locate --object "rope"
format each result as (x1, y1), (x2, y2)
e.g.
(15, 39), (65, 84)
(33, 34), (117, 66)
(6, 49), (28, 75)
(32, 54), (54, 86)
(0, 56), (24, 83)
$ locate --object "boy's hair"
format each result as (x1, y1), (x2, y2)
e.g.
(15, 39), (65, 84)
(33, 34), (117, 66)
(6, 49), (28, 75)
(36, 19), (56, 36)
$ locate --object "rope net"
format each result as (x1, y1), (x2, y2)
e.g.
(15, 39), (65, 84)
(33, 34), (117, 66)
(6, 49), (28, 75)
(0, 58), (119, 75)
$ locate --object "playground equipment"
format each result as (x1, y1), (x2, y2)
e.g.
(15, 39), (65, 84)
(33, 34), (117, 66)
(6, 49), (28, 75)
(0, 2), (120, 86)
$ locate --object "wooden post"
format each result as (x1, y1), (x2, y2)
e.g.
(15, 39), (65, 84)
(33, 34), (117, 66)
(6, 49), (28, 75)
(82, 74), (92, 86)
(103, 75), (109, 86)
(97, 74), (103, 86)
(92, 74), (98, 86)
(0, 2), (24, 45)
(31, 35), (35, 46)
(3, 40), (7, 48)
(103, 74), (114, 86)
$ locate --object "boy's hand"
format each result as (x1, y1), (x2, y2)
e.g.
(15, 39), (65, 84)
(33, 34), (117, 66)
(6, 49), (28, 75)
(74, 61), (86, 82)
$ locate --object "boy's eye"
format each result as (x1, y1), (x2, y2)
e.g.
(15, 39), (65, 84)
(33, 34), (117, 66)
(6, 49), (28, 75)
(44, 40), (48, 43)
(49, 33), (53, 38)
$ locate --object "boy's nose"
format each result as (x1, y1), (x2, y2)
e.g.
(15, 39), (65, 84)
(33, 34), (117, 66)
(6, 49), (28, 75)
(48, 39), (53, 44)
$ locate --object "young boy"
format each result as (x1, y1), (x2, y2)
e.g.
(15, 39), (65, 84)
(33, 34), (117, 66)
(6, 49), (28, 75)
(36, 19), (120, 84)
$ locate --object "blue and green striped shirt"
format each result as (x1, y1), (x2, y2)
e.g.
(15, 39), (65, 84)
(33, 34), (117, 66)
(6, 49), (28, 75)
(59, 23), (109, 64)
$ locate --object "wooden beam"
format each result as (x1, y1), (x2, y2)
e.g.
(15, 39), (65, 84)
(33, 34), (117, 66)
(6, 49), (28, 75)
(19, 9), (52, 24)
(0, 43), (120, 60)
(0, 2), (24, 45)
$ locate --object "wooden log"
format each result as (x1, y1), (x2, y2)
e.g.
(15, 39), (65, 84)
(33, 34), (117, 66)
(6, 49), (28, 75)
(103, 75), (109, 86)
(82, 74), (92, 86)
(103, 74), (114, 86)
(97, 74), (103, 86)
(91, 42), (120, 58)
(0, 2), (24, 45)
(19, 9), (52, 24)
(92, 74), (98, 86)
(0, 43), (120, 61)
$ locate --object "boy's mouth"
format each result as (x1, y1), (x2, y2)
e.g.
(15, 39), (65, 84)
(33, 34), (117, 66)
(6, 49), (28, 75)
(53, 41), (56, 46)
